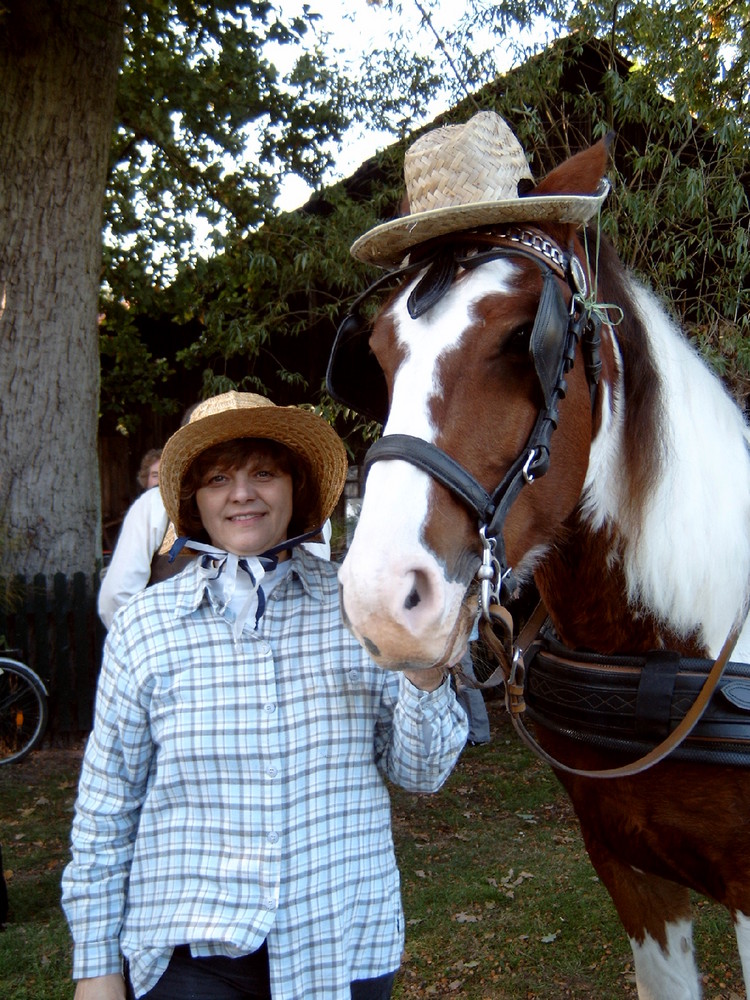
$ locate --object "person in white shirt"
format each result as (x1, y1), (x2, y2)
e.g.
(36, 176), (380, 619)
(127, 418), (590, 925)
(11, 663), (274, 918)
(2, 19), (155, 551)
(98, 486), (169, 629)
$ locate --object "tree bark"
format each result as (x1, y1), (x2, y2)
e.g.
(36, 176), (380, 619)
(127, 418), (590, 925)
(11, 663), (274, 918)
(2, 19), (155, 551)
(0, 0), (124, 575)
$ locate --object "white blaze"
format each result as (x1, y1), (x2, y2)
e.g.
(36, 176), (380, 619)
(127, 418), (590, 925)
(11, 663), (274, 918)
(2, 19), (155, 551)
(339, 261), (518, 668)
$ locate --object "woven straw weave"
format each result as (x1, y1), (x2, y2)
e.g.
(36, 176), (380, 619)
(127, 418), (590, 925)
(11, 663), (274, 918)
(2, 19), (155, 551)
(404, 112), (533, 213)
(350, 110), (610, 269)
(160, 391), (347, 538)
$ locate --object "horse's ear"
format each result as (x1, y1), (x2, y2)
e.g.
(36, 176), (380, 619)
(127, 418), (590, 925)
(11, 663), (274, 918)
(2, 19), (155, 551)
(531, 132), (614, 199)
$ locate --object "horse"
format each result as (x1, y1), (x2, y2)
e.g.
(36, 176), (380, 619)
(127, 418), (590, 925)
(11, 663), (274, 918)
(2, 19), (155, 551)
(331, 132), (750, 998)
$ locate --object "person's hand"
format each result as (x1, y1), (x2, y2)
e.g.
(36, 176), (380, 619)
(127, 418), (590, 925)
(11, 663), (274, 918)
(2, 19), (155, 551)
(403, 665), (446, 692)
(74, 973), (126, 1000)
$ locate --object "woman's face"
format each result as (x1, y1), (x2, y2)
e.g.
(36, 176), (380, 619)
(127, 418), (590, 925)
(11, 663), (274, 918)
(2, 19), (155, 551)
(146, 460), (160, 489)
(195, 451), (294, 556)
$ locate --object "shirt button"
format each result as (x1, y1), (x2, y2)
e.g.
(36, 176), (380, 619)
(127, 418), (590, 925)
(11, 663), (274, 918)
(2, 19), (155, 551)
(267, 831), (279, 844)
(349, 670), (359, 680)
(264, 898), (276, 910)
(267, 767), (277, 778)
(264, 703), (276, 714)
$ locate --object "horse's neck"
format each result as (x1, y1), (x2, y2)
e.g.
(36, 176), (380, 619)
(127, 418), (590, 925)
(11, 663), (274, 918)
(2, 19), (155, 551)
(539, 278), (750, 660)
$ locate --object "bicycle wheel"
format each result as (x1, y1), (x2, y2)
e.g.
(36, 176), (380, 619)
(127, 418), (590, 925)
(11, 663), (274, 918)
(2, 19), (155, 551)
(0, 658), (49, 765)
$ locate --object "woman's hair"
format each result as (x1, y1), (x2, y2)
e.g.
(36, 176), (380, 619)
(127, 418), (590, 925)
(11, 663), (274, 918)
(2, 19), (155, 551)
(137, 448), (163, 490)
(179, 438), (311, 545)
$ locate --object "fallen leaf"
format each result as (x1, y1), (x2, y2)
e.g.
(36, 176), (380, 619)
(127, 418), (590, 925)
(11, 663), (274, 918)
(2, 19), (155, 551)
(516, 812), (538, 824)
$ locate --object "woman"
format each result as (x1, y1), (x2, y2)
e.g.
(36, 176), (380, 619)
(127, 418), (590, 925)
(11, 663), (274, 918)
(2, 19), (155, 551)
(136, 448), (162, 491)
(63, 391), (468, 1000)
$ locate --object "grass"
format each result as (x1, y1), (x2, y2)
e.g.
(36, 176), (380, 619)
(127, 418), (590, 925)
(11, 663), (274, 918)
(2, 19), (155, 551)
(0, 749), (81, 1000)
(0, 700), (745, 999)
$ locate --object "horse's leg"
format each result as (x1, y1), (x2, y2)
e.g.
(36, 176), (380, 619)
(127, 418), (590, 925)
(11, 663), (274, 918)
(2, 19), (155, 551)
(734, 910), (750, 994)
(583, 840), (701, 1000)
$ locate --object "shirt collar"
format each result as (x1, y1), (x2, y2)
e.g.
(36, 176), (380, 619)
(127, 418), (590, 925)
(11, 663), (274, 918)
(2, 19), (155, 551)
(172, 547), (327, 624)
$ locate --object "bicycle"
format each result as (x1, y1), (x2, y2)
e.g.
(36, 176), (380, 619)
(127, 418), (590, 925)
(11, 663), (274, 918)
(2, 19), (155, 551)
(0, 655), (49, 764)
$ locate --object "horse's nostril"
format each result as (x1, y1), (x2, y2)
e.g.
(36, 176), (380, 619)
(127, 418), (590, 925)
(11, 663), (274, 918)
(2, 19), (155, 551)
(363, 636), (381, 657)
(404, 587), (421, 610)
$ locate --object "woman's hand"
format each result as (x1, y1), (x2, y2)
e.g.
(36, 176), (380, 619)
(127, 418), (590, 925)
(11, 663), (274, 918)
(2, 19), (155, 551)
(74, 973), (126, 1000)
(403, 665), (447, 692)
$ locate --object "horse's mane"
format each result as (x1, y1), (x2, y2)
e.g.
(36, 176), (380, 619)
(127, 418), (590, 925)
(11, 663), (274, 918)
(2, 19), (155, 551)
(577, 227), (750, 655)
(582, 229), (663, 519)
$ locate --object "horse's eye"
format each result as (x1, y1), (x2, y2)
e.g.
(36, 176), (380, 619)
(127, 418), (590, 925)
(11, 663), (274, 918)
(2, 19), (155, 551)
(504, 324), (533, 356)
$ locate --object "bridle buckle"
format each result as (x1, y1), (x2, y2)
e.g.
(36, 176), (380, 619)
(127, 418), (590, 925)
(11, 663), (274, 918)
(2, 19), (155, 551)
(478, 526), (502, 620)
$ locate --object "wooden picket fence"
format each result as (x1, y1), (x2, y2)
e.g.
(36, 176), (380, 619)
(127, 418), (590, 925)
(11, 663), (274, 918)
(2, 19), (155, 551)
(0, 573), (106, 742)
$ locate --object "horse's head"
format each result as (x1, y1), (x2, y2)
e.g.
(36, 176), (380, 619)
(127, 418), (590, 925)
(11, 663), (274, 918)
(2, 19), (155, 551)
(332, 113), (613, 671)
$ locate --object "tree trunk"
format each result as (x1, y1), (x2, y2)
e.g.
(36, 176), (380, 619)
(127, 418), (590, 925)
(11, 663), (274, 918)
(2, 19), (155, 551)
(0, 0), (124, 576)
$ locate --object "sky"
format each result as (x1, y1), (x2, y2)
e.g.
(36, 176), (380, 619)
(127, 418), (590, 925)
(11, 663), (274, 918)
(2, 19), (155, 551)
(274, 0), (440, 209)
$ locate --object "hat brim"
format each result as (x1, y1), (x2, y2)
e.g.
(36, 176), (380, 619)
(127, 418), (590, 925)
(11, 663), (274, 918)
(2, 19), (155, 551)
(351, 185), (609, 269)
(160, 405), (348, 539)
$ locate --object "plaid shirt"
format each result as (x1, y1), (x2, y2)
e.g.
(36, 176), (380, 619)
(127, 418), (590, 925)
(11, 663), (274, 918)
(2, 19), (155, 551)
(62, 550), (467, 999)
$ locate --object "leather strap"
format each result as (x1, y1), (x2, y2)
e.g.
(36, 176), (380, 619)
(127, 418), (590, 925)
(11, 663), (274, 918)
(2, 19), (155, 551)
(634, 650), (680, 739)
(476, 600), (548, 689)
(365, 435), (495, 520)
(479, 600), (749, 778)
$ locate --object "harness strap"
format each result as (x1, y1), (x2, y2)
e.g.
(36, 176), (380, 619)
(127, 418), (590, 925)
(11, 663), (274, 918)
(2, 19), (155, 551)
(634, 651), (680, 739)
(475, 601), (548, 689)
(365, 435), (495, 520)
(479, 600), (749, 778)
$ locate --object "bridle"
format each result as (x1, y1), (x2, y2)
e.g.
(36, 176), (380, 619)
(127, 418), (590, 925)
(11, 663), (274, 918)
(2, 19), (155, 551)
(327, 226), (604, 617)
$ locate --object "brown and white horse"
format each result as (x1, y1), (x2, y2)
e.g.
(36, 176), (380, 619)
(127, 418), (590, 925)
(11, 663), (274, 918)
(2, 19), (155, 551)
(335, 139), (750, 998)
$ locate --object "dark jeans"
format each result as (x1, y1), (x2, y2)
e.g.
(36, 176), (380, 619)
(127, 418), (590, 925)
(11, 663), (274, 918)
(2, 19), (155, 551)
(126, 942), (395, 1000)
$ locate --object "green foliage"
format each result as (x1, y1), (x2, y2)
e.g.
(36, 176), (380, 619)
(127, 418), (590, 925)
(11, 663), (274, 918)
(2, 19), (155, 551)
(366, 3), (750, 406)
(101, 1), (348, 426)
(101, 1), (750, 438)
(108, 2), (343, 272)
(162, 177), (398, 450)
(479, 25), (750, 405)
(99, 306), (178, 435)
(99, 1), (447, 431)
